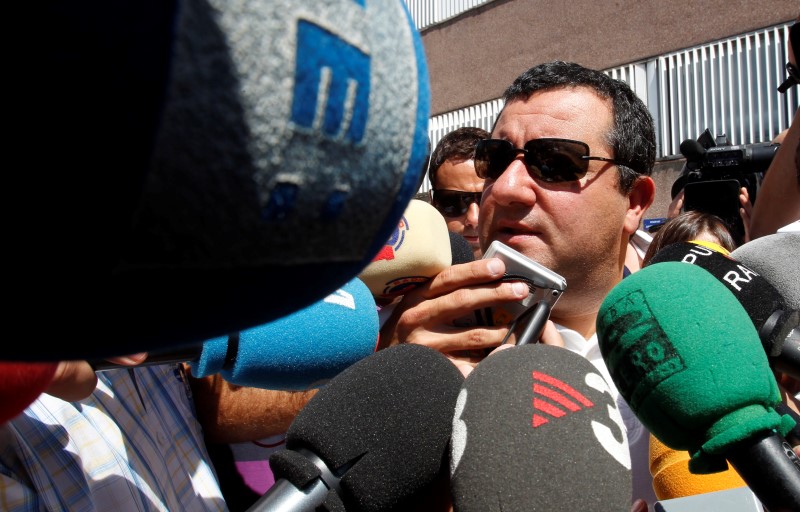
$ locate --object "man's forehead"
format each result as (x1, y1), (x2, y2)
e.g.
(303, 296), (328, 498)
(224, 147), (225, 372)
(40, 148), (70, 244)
(493, 88), (613, 142)
(437, 159), (484, 189)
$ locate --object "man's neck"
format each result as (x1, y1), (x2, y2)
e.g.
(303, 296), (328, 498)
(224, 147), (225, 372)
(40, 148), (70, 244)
(550, 311), (598, 340)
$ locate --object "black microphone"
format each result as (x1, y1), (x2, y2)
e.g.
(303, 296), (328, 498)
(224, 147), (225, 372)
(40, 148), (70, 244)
(450, 344), (633, 511)
(597, 262), (800, 512)
(731, 233), (800, 380)
(11, 0), (430, 360)
(649, 241), (800, 380)
(449, 231), (476, 266)
(679, 139), (707, 161)
(248, 343), (463, 512)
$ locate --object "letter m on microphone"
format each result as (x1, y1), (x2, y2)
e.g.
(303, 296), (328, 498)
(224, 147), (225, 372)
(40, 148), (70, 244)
(291, 20), (370, 143)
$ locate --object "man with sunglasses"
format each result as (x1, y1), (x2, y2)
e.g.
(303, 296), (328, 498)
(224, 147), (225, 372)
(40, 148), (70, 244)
(429, 127), (491, 258)
(380, 61), (658, 510)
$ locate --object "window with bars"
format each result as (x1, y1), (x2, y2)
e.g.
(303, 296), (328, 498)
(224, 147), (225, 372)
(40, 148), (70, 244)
(421, 22), (798, 193)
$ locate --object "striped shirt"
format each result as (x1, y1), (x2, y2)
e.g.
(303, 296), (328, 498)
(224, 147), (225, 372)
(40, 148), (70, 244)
(0, 365), (227, 512)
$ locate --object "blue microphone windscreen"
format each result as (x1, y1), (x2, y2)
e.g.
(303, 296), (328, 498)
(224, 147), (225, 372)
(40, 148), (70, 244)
(192, 278), (379, 390)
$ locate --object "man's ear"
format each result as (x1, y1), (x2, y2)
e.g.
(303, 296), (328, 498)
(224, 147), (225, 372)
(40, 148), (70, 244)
(624, 176), (656, 234)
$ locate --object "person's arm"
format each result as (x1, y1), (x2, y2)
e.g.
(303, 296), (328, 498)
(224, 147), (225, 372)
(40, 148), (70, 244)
(749, 31), (800, 239)
(187, 370), (317, 444)
(738, 185), (753, 244)
(749, 109), (800, 238)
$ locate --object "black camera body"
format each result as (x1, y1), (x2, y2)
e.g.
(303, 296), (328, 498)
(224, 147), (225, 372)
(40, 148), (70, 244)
(671, 128), (778, 199)
(671, 128), (779, 245)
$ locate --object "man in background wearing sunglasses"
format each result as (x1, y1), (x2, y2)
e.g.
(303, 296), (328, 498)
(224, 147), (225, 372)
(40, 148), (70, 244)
(379, 61), (657, 510)
(429, 127), (491, 259)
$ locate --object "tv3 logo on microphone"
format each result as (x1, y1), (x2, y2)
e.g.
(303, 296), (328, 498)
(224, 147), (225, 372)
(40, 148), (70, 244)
(533, 370), (631, 469)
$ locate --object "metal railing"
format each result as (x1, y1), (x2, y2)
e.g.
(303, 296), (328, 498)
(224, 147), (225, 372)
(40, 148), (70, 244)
(404, 0), (493, 30)
(420, 22), (798, 193)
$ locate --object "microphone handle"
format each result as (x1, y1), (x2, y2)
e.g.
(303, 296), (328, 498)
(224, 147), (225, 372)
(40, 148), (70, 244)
(90, 345), (203, 371)
(247, 448), (341, 512)
(773, 327), (800, 381)
(515, 301), (551, 346)
(726, 431), (800, 512)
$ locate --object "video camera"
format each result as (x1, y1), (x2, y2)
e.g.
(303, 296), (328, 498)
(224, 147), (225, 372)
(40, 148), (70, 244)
(671, 128), (779, 244)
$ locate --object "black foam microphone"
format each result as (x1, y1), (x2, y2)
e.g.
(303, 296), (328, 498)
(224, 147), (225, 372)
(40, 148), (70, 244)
(249, 343), (463, 512)
(679, 139), (707, 161)
(450, 344), (633, 511)
(11, 0), (430, 360)
(649, 241), (800, 379)
(449, 231), (475, 266)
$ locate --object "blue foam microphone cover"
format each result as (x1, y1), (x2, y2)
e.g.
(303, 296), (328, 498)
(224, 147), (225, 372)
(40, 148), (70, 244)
(190, 277), (379, 390)
(12, 0), (429, 360)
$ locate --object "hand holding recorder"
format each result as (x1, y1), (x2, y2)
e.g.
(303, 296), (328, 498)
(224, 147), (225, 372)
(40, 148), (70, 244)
(379, 240), (566, 370)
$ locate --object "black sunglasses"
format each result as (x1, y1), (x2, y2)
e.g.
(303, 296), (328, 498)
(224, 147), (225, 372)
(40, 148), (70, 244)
(474, 138), (622, 183)
(431, 189), (482, 217)
(779, 22), (800, 93)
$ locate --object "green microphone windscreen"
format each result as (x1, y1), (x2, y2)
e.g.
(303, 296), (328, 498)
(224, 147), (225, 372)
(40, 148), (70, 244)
(597, 262), (794, 473)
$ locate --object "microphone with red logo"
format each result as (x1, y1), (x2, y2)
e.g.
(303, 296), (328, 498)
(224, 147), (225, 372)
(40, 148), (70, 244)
(449, 344), (633, 511)
(249, 344), (463, 511)
(358, 199), (453, 304)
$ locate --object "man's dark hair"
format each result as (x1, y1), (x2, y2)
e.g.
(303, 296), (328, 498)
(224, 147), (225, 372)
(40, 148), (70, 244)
(499, 61), (656, 193)
(428, 126), (490, 189)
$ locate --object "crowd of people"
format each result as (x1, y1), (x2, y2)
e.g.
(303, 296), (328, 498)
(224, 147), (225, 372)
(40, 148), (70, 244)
(1, 10), (798, 512)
